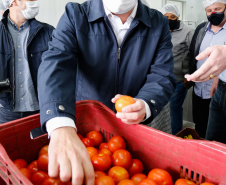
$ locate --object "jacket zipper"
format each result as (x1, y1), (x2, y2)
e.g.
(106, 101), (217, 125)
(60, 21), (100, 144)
(104, 17), (139, 100)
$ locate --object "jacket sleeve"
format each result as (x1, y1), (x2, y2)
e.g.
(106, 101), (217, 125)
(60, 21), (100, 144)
(38, 3), (78, 130)
(182, 29), (194, 76)
(136, 16), (176, 123)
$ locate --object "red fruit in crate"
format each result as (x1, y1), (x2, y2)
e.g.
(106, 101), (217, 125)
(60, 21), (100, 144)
(118, 179), (136, 185)
(95, 176), (115, 185)
(20, 168), (32, 180)
(128, 159), (144, 177)
(131, 173), (147, 185)
(200, 183), (216, 185)
(112, 149), (132, 169)
(91, 153), (111, 171)
(42, 177), (56, 185)
(115, 95), (136, 112)
(175, 179), (196, 185)
(37, 153), (48, 172)
(86, 131), (104, 147)
(99, 143), (108, 150)
(108, 136), (126, 153)
(87, 147), (99, 159)
(108, 166), (129, 184)
(137, 179), (157, 185)
(82, 138), (95, 147)
(31, 171), (48, 184)
(13, 159), (27, 169)
(99, 148), (112, 156)
(95, 171), (107, 179)
(39, 145), (49, 156)
(147, 168), (173, 185)
(27, 160), (39, 174)
(77, 134), (84, 140)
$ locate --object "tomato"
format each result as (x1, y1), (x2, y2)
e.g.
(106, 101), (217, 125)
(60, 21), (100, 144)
(13, 159), (27, 169)
(95, 171), (107, 179)
(175, 179), (196, 185)
(27, 160), (38, 174)
(42, 177), (72, 185)
(115, 95), (135, 112)
(82, 138), (95, 147)
(31, 171), (48, 185)
(99, 148), (112, 156)
(200, 183), (216, 185)
(147, 169), (173, 185)
(42, 177), (56, 185)
(37, 153), (48, 172)
(77, 134), (84, 140)
(131, 173), (147, 185)
(118, 179), (136, 185)
(87, 147), (99, 159)
(20, 168), (32, 180)
(128, 159), (143, 177)
(86, 131), (104, 147)
(91, 153), (112, 171)
(39, 145), (49, 156)
(137, 179), (157, 185)
(99, 143), (108, 150)
(95, 176), (115, 185)
(108, 136), (126, 153)
(112, 149), (132, 169)
(108, 166), (129, 184)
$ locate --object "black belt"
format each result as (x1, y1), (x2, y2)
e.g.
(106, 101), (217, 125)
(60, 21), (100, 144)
(219, 79), (226, 87)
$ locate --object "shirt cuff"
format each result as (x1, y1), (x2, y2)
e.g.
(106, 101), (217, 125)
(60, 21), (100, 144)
(141, 100), (151, 122)
(46, 117), (77, 136)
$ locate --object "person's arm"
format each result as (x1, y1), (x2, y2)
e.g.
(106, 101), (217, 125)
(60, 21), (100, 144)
(38, 3), (94, 185)
(114, 16), (176, 125)
(185, 45), (226, 82)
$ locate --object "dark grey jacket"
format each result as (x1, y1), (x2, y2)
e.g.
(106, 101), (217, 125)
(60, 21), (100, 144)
(189, 22), (208, 75)
(171, 21), (194, 82)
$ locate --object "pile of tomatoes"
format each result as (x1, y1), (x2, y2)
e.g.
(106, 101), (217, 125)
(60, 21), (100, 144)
(13, 130), (215, 185)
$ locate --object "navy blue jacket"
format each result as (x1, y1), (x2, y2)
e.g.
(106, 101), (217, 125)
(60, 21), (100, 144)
(38, 0), (176, 129)
(0, 10), (54, 110)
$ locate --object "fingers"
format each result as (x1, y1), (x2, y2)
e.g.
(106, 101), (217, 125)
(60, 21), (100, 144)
(116, 100), (146, 124)
(111, 94), (123, 103)
(195, 46), (212, 61)
(48, 128), (95, 185)
(82, 153), (95, 185)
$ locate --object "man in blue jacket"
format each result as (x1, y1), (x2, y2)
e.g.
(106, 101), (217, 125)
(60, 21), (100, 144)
(0, 0), (54, 124)
(38, 0), (176, 184)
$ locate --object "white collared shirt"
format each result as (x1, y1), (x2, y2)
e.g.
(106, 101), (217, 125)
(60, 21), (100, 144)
(46, 3), (151, 136)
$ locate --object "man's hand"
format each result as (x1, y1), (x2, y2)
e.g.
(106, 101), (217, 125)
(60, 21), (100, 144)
(48, 127), (95, 185)
(210, 77), (219, 98)
(185, 45), (226, 82)
(112, 94), (146, 124)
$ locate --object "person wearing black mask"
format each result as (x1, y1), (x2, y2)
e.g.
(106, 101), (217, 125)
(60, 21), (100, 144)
(162, 4), (194, 135)
(189, 0), (226, 139)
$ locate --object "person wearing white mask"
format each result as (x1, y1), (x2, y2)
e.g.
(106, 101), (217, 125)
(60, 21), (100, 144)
(188, 0), (226, 139)
(0, 0), (54, 128)
(37, 0), (176, 184)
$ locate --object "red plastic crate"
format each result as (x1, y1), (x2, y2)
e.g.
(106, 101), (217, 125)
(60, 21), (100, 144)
(0, 100), (226, 185)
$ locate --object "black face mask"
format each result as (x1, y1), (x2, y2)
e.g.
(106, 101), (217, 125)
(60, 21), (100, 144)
(207, 8), (226, 26)
(168, 19), (178, 30)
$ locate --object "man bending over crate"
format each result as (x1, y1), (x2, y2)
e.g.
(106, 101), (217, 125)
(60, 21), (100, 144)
(37, 0), (176, 184)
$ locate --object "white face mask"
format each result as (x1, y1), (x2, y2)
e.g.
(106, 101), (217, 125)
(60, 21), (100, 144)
(20, 1), (39, 20)
(102, 0), (137, 14)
